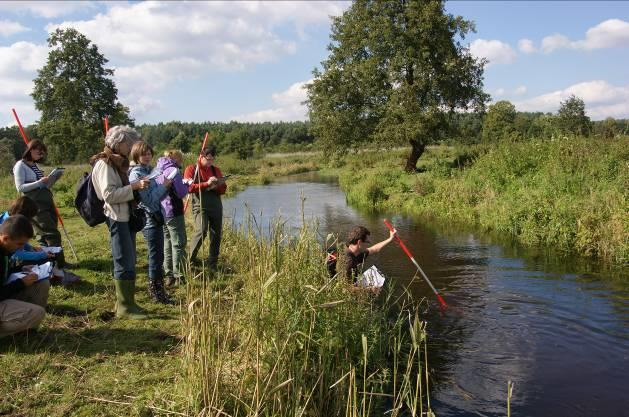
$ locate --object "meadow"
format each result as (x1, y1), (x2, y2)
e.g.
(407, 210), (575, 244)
(0, 153), (431, 416)
(331, 136), (628, 267)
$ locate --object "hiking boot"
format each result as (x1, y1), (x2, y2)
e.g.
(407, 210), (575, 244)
(114, 280), (148, 320)
(166, 275), (186, 287)
(148, 278), (175, 305)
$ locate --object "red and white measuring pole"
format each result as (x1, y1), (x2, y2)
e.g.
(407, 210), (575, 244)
(11, 108), (79, 262)
(384, 219), (447, 309)
(103, 115), (109, 134)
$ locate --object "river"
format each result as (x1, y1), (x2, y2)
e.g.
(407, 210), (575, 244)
(222, 172), (629, 417)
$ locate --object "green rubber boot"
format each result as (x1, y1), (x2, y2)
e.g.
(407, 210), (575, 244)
(114, 280), (148, 320)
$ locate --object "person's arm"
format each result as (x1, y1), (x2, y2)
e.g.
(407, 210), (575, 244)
(170, 170), (189, 199)
(129, 168), (167, 209)
(213, 166), (228, 195)
(13, 162), (46, 193)
(92, 160), (135, 204)
(0, 279), (26, 301)
(12, 249), (48, 263)
(366, 229), (397, 255)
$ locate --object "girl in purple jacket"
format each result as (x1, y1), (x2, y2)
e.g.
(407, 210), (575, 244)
(155, 150), (189, 286)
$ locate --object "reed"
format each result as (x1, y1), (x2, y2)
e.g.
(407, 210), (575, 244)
(180, 216), (432, 416)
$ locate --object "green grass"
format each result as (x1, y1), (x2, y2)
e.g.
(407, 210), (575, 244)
(1, 153), (432, 416)
(330, 137), (628, 266)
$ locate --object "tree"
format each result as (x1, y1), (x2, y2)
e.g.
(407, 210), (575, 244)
(556, 95), (592, 137)
(306, 0), (488, 171)
(32, 28), (133, 163)
(482, 100), (517, 142)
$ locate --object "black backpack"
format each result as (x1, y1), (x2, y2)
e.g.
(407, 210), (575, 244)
(75, 171), (105, 227)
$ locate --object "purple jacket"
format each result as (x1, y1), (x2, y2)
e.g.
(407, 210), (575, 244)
(155, 157), (188, 218)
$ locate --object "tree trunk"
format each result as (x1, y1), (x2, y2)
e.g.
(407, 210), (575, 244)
(405, 139), (425, 172)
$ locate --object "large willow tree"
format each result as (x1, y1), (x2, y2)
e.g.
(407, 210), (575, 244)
(307, 0), (488, 171)
(32, 28), (132, 163)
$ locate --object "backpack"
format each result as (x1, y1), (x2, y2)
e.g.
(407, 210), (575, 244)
(75, 171), (106, 227)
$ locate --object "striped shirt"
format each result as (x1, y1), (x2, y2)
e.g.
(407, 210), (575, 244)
(29, 164), (44, 180)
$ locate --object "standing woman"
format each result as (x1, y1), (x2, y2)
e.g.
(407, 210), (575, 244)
(184, 147), (227, 272)
(13, 140), (68, 268)
(128, 141), (174, 304)
(155, 150), (188, 287)
(90, 126), (149, 319)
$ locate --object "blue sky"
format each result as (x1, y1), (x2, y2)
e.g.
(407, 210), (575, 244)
(1, 1), (628, 127)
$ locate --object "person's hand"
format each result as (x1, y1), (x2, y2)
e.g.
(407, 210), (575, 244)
(388, 229), (397, 241)
(47, 252), (56, 259)
(21, 274), (38, 286)
(33, 246), (43, 252)
(163, 178), (173, 188)
(132, 179), (150, 190)
(40, 176), (50, 185)
(207, 176), (218, 189)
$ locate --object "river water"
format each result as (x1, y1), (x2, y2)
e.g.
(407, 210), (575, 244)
(222, 172), (629, 417)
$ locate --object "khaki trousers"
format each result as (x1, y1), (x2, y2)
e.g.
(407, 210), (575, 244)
(0, 280), (49, 337)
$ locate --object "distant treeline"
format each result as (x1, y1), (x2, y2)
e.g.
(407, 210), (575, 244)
(0, 114), (626, 169)
(448, 111), (629, 145)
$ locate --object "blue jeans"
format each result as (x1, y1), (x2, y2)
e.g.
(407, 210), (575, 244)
(106, 218), (136, 280)
(142, 213), (165, 281)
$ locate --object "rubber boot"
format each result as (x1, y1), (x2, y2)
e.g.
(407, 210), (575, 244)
(114, 280), (148, 320)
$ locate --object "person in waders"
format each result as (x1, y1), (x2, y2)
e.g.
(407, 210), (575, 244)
(12, 140), (80, 281)
(184, 147), (227, 273)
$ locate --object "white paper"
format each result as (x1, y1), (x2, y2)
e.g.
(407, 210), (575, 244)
(6, 262), (53, 284)
(358, 265), (386, 288)
(40, 246), (62, 254)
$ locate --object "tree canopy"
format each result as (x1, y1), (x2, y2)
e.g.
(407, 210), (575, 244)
(32, 28), (132, 163)
(306, 0), (488, 171)
(482, 100), (517, 143)
(556, 95), (592, 137)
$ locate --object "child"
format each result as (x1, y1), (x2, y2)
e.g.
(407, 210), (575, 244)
(1, 197), (81, 286)
(0, 215), (49, 337)
(128, 141), (174, 304)
(155, 150), (189, 287)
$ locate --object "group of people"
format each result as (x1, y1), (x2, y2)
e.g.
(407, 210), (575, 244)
(1, 123), (399, 336)
(0, 125), (228, 335)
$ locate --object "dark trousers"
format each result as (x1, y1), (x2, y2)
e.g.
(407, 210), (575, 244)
(189, 195), (223, 268)
(27, 188), (65, 267)
(106, 218), (136, 280)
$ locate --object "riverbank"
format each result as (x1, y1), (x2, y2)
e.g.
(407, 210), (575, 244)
(0, 154), (430, 416)
(327, 136), (628, 266)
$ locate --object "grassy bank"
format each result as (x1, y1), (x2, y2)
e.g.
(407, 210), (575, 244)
(331, 136), (628, 266)
(1, 153), (432, 416)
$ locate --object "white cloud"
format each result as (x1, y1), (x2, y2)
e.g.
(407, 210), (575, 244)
(514, 80), (629, 120)
(43, 1), (346, 119)
(541, 19), (629, 53)
(231, 79), (312, 122)
(494, 88), (505, 97)
(514, 85), (527, 96)
(518, 38), (536, 54)
(541, 33), (572, 53)
(0, 41), (49, 126)
(0, 19), (30, 37)
(469, 39), (517, 66)
(0, 1), (95, 18)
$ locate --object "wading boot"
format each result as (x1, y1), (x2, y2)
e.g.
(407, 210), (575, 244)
(114, 279), (148, 320)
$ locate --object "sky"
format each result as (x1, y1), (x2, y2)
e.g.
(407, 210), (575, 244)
(0, 1), (628, 127)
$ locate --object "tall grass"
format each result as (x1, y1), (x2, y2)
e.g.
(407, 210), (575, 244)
(180, 217), (432, 416)
(335, 137), (628, 265)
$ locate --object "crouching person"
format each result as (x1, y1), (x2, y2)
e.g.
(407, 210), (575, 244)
(0, 215), (49, 337)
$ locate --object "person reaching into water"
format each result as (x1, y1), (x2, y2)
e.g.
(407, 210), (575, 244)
(344, 225), (396, 283)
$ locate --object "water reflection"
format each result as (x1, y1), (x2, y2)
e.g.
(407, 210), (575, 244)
(223, 172), (629, 417)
